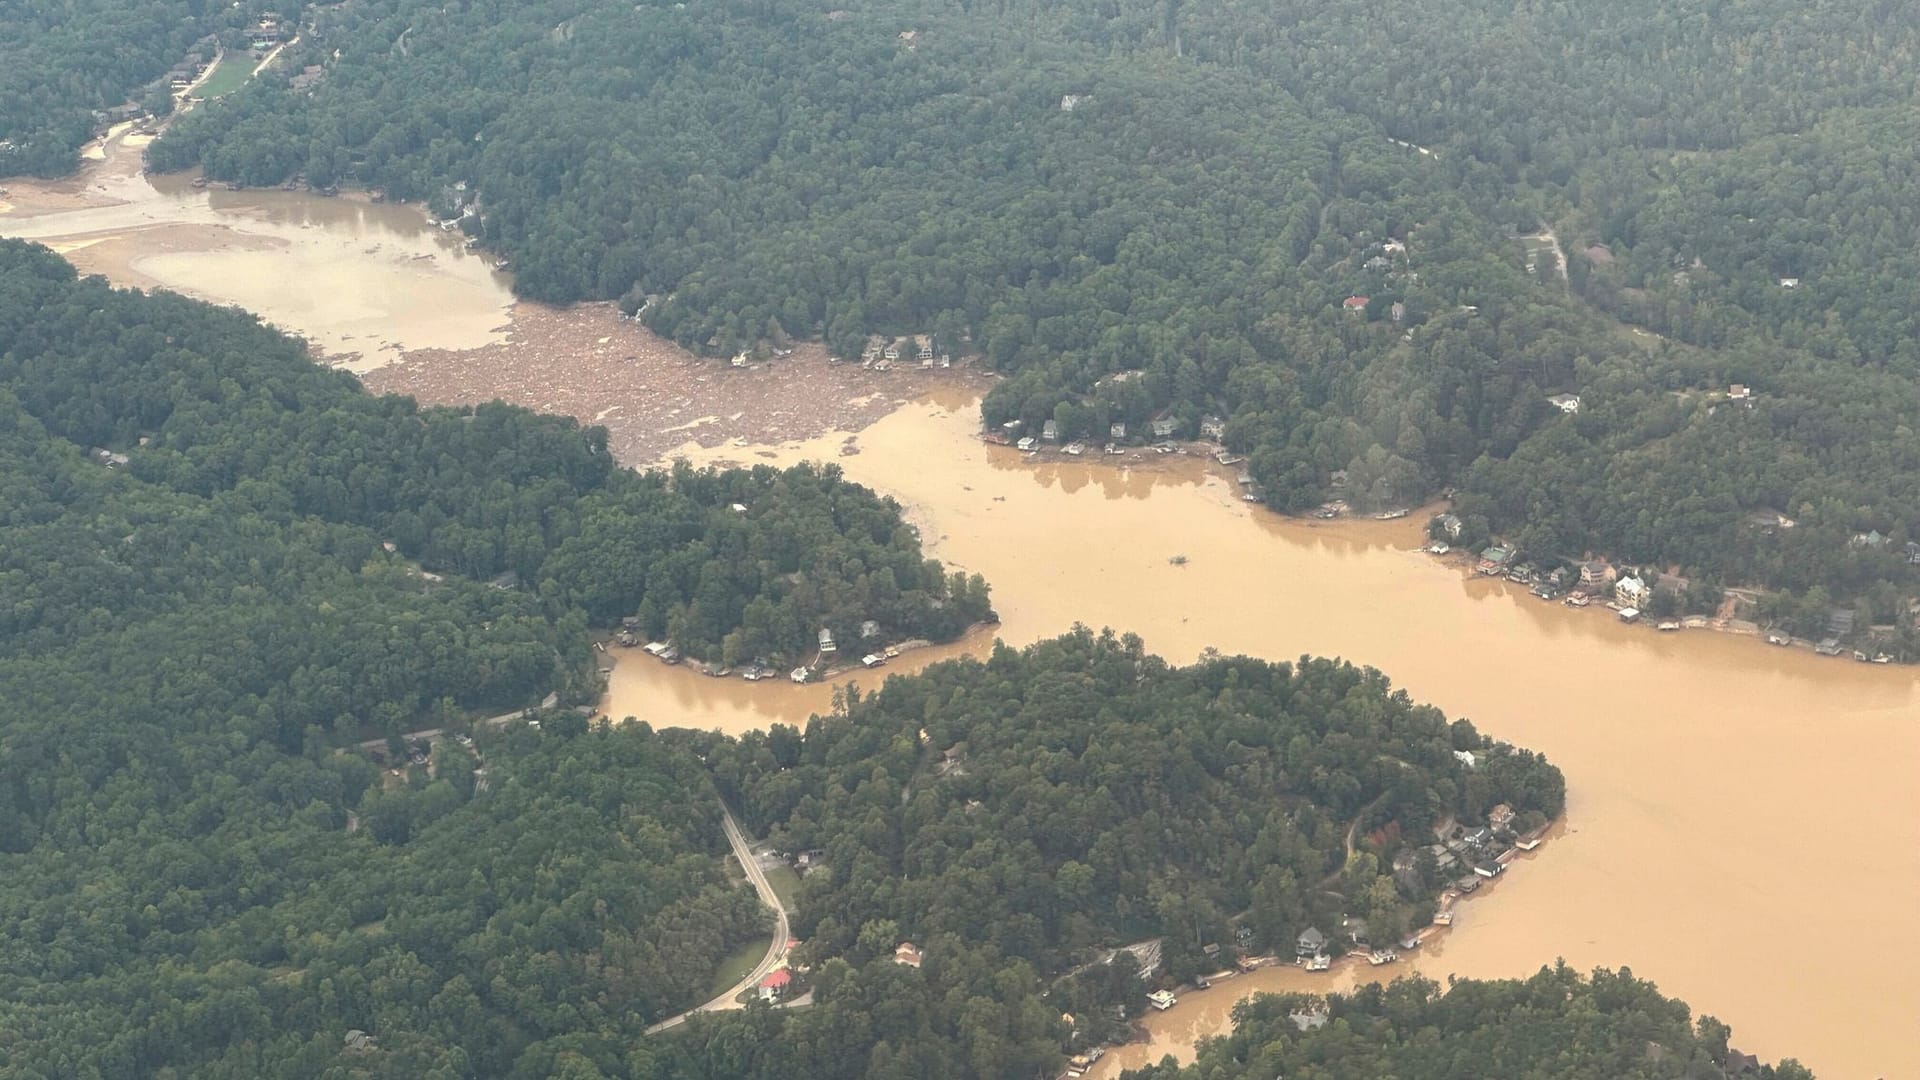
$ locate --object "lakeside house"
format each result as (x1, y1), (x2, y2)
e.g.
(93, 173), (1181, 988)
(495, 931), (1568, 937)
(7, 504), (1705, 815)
(1150, 412), (1178, 438)
(1488, 803), (1516, 831)
(1579, 560), (1614, 586)
(1453, 749), (1476, 768)
(818, 628), (836, 654)
(1477, 546), (1514, 574)
(1146, 990), (1177, 1011)
(1016, 436), (1036, 451)
(1110, 422), (1127, 440)
(1042, 419), (1060, 441)
(1295, 927), (1326, 957)
(1614, 574), (1648, 605)
(1435, 512), (1463, 539)
(1200, 415), (1226, 440)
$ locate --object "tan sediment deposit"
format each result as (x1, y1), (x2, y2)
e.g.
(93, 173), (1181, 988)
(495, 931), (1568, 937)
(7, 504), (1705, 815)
(1, 126), (514, 365)
(363, 304), (961, 462)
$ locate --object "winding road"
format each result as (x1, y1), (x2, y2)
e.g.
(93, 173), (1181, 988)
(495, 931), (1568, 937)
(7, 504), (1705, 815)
(645, 802), (791, 1033)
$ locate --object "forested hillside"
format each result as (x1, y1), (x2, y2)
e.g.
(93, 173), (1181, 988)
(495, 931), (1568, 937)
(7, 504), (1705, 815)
(644, 629), (1565, 1078)
(0, 238), (980, 1073)
(1122, 965), (1813, 1080)
(141, 0), (1920, 621)
(0, 0), (229, 175)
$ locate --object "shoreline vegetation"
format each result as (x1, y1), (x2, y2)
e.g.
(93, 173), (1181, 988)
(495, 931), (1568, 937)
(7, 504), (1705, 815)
(135, 0), (1920, 634)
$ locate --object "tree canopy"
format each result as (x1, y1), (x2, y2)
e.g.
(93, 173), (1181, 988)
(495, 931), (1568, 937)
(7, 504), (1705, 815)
(132, 0), (1920, 618)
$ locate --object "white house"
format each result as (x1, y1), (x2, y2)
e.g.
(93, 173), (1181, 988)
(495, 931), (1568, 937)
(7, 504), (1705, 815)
(1615, 574), (1648, 605)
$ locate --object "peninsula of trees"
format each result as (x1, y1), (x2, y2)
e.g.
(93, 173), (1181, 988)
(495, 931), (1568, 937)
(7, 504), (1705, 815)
(130, 0), (1920, 619)
(1125, 965), (1813, 1080)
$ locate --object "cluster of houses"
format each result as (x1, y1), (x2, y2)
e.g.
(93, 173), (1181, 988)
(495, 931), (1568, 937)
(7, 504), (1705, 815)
(856, 335), (948, 372)
(994, 411), (1228, 457)
(617, 618), (899, 683)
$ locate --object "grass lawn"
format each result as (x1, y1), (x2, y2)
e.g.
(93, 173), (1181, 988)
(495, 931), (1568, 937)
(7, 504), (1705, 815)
(707, 935), (772, 999)
(763, 864), (801, 913)
(195, 56), (255, 99)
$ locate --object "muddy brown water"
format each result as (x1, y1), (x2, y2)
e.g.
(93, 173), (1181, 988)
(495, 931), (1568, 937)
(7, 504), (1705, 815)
(0, 126), (513, 368)
(637, 389), (1920, 1079)
(8, 133), (1918, 1079)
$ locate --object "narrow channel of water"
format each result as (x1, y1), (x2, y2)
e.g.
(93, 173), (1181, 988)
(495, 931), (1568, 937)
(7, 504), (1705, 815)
(627, 388), (1920, 1079)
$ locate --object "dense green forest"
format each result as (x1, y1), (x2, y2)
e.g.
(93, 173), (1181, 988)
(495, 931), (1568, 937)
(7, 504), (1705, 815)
(0, 238), (982, 1072)
(1123, 965), (1813, 1080)
(137, 0), (1920, 625)
(635, 629), (1566, 1077)
(0, 0), (233, 176)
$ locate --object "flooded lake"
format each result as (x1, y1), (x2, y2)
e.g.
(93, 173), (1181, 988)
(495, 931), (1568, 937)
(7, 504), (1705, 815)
(638, 387), (1920, 1079)
(8, 133), (1919, 1079)
(0, 126), (513, 368)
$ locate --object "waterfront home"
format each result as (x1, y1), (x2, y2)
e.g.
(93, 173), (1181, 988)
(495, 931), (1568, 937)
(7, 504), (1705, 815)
(789, 666), (809, 683)
(1488, 803), (1515, 831)
(1146, 990), (1177, 1011)
(1614, 574), (1648, 605)
(1110, 422), (1127, 440)
(1462, 826), (1491, 848)
(1815, 638), (1844, 656)
(1151, 415), (1178, 438)
(1435, 512), (1463, 538)
(918, 340), (933, 361)
(1453, 749), (1477, 768)
(860, 620), (880, 639)
(1200, 415), (1226, 440)
(1016, 436), (1036, 451)
(894, 942), (923, 967)
(1296, 927), (1326, 957)
(1476, 546), (1514, 574)
(1042, 419), (1060, 441)
(1473, 861), (1504, 879)
(1579, 560), (1613, 585)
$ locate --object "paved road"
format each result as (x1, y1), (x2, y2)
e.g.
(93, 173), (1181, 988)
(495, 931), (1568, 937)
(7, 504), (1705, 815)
(645, 802), (791, 1034)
